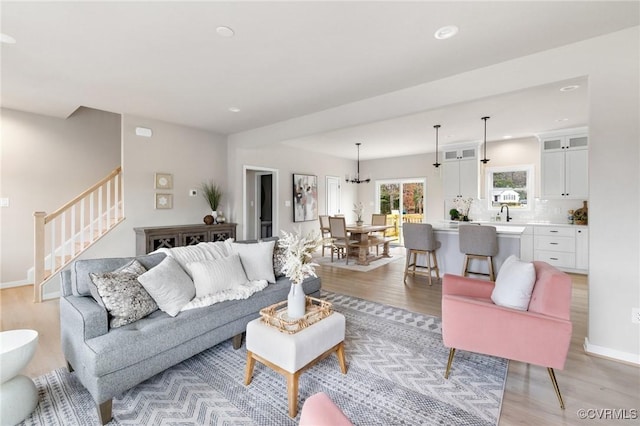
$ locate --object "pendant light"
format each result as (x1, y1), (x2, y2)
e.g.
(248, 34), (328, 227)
(480, 116), (490, 164)
(432, 124), (441, 168)
(346, 142), (370, 184)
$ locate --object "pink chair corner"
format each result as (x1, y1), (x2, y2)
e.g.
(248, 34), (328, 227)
(299, 392), (353, 426)
(441, 261), (573, 409)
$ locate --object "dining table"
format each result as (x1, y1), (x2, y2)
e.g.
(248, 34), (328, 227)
(345, 224), (396, 265)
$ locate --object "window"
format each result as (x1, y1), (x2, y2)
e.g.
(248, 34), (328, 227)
(486, 165), (533, 210)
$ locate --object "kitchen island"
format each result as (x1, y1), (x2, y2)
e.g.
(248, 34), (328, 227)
(431, 222), (526, 276)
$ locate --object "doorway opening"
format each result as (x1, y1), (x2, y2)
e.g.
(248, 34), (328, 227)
(243, 166), (278, 240)
(325, 176), (342, 215)
(376, 178), (426, 245)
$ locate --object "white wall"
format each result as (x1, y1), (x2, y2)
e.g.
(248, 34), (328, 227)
(115, 114), (229, 253)
(584, 31), (639, 362)
(229, 27), (640, 362)
(0, 107), (121, 285)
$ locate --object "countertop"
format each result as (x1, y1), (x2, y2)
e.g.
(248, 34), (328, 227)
(439, 220), (588, 228)
(433, 222), (526, 235)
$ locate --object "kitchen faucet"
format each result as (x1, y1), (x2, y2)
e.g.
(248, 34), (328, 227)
(500, 204), (512, 222)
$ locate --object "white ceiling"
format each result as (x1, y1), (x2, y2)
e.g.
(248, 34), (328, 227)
(1, 1), (638, 159)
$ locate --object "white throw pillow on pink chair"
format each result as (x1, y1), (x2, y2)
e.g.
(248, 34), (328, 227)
(491, 255), (536, 311)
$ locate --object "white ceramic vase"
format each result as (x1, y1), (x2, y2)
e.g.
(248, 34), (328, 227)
(287, 283), (306, 319)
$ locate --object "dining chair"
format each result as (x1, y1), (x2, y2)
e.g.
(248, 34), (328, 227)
(369, 213), (387, 255)
(402, 223), (441, 286)
(318, 215), (332, 257)
(329, 216), (358, 264)
(458, 224), (498, 281)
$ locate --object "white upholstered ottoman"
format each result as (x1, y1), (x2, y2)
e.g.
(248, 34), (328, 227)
(244, 312), (347, 417)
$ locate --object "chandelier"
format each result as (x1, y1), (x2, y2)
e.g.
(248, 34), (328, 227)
(346, 142), (370, 184)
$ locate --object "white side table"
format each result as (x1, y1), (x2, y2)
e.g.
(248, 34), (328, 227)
(244, 312), (347, 417)
(0, 329), (39, 425)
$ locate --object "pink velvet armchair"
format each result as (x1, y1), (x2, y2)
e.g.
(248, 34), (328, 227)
(441, 261), (573, 408)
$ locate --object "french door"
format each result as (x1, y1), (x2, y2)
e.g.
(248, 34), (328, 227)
(376, 178), (426, 244)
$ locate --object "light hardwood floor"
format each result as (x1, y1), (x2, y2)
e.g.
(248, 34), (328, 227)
(1, 258), (638, 425)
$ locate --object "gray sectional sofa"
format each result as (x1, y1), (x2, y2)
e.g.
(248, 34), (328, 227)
(60, 246), (321, 424)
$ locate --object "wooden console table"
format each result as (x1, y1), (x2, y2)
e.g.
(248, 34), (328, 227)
(134, 223), (237, 255)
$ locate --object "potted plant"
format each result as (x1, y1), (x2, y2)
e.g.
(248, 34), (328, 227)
(449, 208), (460, 221)
(201, 181), (223, 220)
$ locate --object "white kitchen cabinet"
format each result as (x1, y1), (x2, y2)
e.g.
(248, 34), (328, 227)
(532, 225), (587, 273)
(575, 227), (589, 270)
(442, 146), (478, 199)
(540, 129), (588, 199)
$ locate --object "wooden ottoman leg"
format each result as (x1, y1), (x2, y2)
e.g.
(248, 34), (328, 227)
(287, 371), (301, 417)
(244, 351), (256, 385)
(336, 342), (347, 374)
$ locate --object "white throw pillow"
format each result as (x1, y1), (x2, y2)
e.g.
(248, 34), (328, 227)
(232, 240), (276, 283)
(137, 256), (195, 317)
(491, 255), (536, 311)
(187, 254), (249, 298)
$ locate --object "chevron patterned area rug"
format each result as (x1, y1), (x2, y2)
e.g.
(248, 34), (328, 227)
(22, 292), (507, 426)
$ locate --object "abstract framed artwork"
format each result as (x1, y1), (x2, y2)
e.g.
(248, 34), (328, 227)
(155, 173), (173, 190)
(155, 193), (173, 209)
(293, 173), (318, 222)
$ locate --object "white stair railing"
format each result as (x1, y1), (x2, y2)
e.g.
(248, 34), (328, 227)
(33, 167), (123, 302)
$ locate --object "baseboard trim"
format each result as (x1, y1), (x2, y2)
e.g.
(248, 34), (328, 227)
(0, 279), (30, 289)
(584, 337), (640, 366)
(43, 290), (61, 300)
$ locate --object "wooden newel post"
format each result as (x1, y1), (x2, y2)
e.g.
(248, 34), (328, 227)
(34, 211), (46, 303)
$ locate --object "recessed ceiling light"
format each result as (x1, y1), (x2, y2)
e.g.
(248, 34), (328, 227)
(228, 107), (241, 113)
(0, 33), (16, 44)
(503, 135), (512, 139)
(556, 118), (569, 122)
(560, 85), (580, 92)
(216, 26), (235, 38)
(434, 26), (459, 40)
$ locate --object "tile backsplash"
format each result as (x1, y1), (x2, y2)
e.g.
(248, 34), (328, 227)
(445, 198), (588, 225)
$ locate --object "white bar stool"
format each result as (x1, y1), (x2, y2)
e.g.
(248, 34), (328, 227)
(402, 223), (441, 286)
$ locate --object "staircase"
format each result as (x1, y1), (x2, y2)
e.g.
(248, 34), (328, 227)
(33, 167), (124, 302)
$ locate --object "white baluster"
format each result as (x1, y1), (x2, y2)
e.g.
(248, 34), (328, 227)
(80, 197), (85, 250)
(50, 219), (56, 274)
(71, 205), (76, 257)
(60, 211), (66, 272)
(90, 192), (95, 241)
(98, 187), (103, 235)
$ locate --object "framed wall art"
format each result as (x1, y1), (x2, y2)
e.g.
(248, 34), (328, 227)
(292, 173), (318, 222)
(155, 173), (173, 190)
(155, 193), (173, 209)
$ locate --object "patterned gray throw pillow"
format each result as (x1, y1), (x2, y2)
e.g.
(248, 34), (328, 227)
(90, 262), (158, 328)
(273, 242), (286, 278)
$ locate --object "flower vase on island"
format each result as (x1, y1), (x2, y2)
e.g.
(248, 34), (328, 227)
(278, 228), (322, 319)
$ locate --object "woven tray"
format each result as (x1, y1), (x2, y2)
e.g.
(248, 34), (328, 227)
(260, 296), (333, 334)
